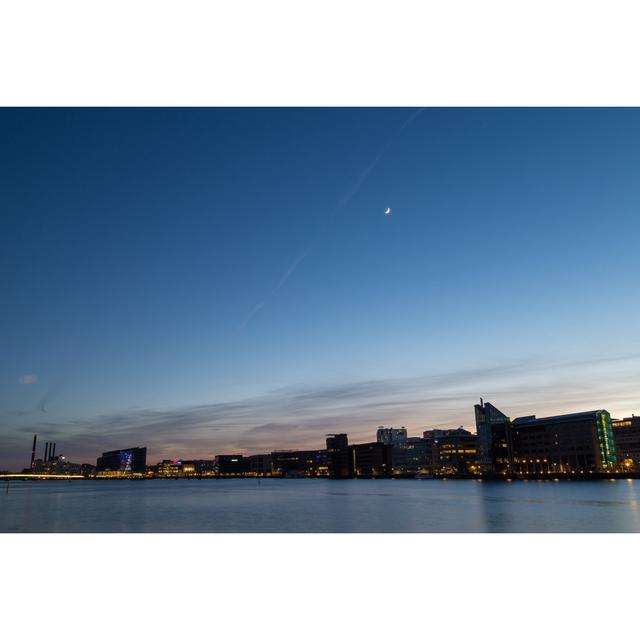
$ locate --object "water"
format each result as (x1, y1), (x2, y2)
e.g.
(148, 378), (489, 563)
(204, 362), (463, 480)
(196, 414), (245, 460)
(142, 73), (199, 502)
(2, 478), (640, 532)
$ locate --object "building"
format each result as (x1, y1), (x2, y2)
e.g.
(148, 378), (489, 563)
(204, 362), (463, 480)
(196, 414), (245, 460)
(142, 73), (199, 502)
(31, 455), (83, 476)
(474, 399), (513, 474)
(271, 450), (327, 477)
(376, 427), (408, 446)
(426, 428), (477, 476)
(248, 454), (273, 475)
(350, 442), (393, 477)
(612, 416), (640, 470)
(156, 459), (183, 477)
(81, 463), (96, 477)
(326, 434), (352, 478)
(96, 447), (147, 475)
(191, 459), (216, 476)
(177, 461), (196, 475)
(395, 436), (433, 475)
(214, 455), (249, 476)
(511, 410), (617, 474)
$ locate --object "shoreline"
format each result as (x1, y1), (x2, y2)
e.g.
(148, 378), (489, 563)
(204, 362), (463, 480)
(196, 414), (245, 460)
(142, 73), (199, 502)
(4, 473), (640, 482)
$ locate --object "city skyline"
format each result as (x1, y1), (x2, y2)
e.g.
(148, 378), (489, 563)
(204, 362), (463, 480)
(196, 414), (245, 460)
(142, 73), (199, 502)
(8, 401), (638, 479)
(2, 108), (640, 470)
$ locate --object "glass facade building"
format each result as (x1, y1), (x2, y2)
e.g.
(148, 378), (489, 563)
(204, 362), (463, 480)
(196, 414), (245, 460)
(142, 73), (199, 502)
(96, 447), (147, 475)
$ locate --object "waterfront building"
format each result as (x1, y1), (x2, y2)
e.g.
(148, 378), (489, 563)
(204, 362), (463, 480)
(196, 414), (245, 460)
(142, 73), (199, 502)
(389, 436), (432, 475)
(189, 460), (216, 476)
(180, 461), (197, 475)
(375, 427), (410, 474)
(427, 428), (477, 475)
(511, 410), (617, 474)
(156, 459), (183, 477)
(96, 447), (147, 476)
(214, 455), (250, 476)
(326, 434), (352, 478)
(30, 454), (84, 476)
(350, 442), (393, 477)
(81, 463), (96, 477)
(611, 416), (640, 470)
(248, 454), (273, 475)
(271, 450), (327, 477)
(474, 399), (513, 474)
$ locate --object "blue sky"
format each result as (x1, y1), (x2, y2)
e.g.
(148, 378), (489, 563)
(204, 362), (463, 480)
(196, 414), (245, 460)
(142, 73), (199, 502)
(2, 108), (640, 470)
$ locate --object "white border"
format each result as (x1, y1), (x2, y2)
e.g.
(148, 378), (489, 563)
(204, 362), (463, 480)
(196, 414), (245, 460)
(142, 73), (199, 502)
(1, 1), (640, 106)
(1, 534), (639, 639)
(2, 1), (640, 637)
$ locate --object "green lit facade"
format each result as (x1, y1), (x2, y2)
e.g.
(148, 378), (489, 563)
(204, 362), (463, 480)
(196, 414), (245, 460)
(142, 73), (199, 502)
(596, 410), (617, 468)
(506, 408), (619, 474)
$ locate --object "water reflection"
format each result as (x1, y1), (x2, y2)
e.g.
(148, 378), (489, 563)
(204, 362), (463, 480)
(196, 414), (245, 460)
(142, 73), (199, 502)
(2, 479), (640, 533)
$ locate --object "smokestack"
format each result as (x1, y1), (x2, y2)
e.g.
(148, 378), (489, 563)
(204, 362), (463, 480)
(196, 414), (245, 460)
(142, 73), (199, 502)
(44, 442), (49, 462)
(51, 443), (56, 460)
(30, 434), (37, 468)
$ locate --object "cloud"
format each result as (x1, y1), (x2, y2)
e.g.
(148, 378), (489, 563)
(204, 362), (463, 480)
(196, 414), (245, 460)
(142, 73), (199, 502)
(2, 351), (640, 471)
(18, 374), (37, 385)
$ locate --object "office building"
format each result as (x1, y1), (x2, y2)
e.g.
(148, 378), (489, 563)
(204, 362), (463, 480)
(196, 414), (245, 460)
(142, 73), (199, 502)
(326, 434), (352, 478)
(427, 427), (477, 475)
(177, 461), (196, 475)
(214, 455), (249, 476)
(350, 442), (393, 477)
(474, 399), (513, 474)
(376, 427), (408, 446)
(156, 460), (182, 476)
(396, 436), (433, 475)
(271, 450), (327, 477)
(248, 454), (273, 475)
(511, 410), (617, 473)
(611, 416), (640, 470)
(191, 460), (216, 476)
(96, 447), (147, 475)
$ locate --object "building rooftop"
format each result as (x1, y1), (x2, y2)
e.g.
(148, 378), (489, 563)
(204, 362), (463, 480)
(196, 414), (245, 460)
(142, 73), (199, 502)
(512, 410), (606, 425)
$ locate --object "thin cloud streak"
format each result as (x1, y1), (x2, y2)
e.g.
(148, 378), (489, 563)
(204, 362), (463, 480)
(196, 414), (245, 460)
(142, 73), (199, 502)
(3, 351), (639, 470)
(239, 108), (425, 329)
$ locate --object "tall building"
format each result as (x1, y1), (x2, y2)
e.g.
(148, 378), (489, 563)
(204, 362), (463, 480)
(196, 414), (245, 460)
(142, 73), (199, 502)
(326, 434), (352, 478)
(96, 447), (147, 475)
(511, 410), (616, 473)
(376, 427), (408, 446)
(611, 416), (640, 470)
(474, 399), (513, 474)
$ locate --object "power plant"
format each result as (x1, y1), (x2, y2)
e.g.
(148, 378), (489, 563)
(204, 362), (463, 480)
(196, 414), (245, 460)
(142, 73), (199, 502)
(41, 440), (57, 463)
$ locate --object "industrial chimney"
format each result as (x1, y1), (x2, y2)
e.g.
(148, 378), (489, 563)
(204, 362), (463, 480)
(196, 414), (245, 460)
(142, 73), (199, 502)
(44, 442), (49, 462)
(30, 434), (37, 468)
(51, 443), (56, 460)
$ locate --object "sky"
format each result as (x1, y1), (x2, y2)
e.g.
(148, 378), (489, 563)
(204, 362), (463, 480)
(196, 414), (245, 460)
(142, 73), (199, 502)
(1, 107), (640, 470)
